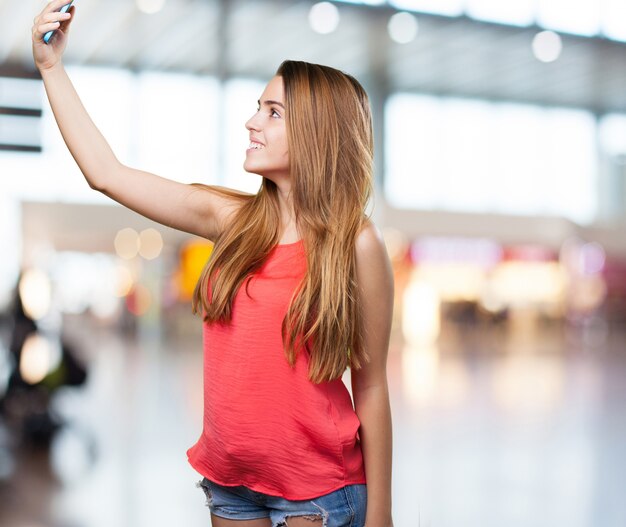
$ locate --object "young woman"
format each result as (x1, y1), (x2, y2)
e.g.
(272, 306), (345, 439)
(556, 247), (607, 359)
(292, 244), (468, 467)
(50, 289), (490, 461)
(32, 2), (394, 527)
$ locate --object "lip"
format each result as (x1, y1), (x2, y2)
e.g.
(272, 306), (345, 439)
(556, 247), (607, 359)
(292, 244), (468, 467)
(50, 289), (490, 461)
(247, 138), (265, 153)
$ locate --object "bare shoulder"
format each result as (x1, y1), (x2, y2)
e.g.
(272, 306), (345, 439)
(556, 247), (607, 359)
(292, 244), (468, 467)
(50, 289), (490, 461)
(355, 219), (390, 262)
(354, 219), (394, 293)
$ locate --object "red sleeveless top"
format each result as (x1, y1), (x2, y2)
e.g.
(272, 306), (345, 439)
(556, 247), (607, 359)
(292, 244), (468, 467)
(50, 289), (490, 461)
(186, 240), (366, 500)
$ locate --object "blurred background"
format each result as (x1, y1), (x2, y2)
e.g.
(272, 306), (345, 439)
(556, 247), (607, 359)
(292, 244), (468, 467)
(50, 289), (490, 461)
(1, 0), (626, 526)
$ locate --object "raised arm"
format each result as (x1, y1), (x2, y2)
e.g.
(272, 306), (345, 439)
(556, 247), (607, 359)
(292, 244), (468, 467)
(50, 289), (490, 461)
(32, 0), (245, 241)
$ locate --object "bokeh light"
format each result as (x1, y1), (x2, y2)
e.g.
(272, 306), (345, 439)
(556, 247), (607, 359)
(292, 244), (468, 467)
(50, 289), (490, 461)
(19, 334), (61, 385)
(309, 2), (340, 34)
(414, 263), (486, 302)
(90, 294), (120, 320)
(126, 283), (152, 316)
(136, 0), (166, 15)
(402, 276), (441, 345)
(18, 268), (52, 320)
(569, 275), (607, 313)
(532, 30), (562, 63)
(114, 265), (134, 297)
(381, 227), (409, 263)
(175, 241), (214, 302)
(114, 228), (140, 260)
(489, 261), (567, 307)
(580, 242), (606, 275)
(401, 344), (439, 405)
(139, 228), (163, 260)
(388, 12), (418, 44)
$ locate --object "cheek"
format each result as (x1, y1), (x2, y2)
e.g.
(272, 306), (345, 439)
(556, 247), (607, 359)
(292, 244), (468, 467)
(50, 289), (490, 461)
(275, 128), (288, 152)
(279, 143), (289, 163)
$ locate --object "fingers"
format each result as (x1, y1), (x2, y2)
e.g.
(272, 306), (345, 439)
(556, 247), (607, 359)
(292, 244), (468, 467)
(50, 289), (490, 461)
(32, 2), (73, 40)
(43, 11), (72, 24)
(46, 0), (74, 15)
(34, 0), (73, 24)
(33, 21), (60, 41)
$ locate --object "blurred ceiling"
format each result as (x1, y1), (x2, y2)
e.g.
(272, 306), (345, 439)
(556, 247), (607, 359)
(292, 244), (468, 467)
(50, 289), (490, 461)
(1, 0), (626, 114)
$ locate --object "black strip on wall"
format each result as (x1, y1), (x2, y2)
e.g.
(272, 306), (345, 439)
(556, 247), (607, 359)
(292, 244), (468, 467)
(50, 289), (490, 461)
(0, 144), (42, 152)
(0, 107), (43, 117)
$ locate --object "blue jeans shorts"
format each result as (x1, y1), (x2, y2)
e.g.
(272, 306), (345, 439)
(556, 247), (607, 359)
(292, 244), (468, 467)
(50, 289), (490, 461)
(196, 477), (367, 527)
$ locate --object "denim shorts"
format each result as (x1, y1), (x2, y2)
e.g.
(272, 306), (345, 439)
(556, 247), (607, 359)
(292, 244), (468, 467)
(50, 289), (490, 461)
(196, 477), (367, 527)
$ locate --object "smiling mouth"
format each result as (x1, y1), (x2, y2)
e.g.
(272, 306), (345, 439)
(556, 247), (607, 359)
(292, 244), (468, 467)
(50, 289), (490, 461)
(247, 141), (265, 151)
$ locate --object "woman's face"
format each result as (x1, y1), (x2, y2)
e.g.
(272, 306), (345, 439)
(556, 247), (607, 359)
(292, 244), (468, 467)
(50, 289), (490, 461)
(244, 76), (289, 180)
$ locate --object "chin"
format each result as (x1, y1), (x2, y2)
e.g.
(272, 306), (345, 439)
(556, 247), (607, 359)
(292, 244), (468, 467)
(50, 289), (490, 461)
(243, 162), (263, 175)
(243, 162), (288, 182)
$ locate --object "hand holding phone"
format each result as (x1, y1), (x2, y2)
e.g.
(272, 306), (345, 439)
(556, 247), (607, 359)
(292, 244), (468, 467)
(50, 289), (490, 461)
(43, 1), (75, 44)
(32, 0), (76, 72)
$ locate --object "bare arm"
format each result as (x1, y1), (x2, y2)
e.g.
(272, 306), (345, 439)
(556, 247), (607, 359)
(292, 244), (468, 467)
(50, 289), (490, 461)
(33, 1), (244, 241)
(352, 221), (395, 527)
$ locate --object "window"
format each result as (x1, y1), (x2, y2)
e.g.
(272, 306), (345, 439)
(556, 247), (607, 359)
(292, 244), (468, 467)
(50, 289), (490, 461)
(385, 93), (598, 224)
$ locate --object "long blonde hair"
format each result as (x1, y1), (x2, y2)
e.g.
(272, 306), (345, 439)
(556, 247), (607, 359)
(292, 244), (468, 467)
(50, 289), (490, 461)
(191, 60), (374, 384)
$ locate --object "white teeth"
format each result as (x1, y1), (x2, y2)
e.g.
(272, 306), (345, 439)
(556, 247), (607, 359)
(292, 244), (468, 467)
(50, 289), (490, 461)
(249, 142), (264, 150)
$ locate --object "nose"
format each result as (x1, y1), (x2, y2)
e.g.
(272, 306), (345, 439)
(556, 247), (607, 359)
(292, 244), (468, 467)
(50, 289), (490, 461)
(245, 112), (261, 132)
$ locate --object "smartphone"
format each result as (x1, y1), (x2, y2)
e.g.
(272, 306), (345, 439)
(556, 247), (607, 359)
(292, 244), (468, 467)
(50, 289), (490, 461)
(43, 1), (74, 45)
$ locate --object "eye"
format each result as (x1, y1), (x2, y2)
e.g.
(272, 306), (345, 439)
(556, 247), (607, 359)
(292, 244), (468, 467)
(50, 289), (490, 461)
(270, 108), (281, 118)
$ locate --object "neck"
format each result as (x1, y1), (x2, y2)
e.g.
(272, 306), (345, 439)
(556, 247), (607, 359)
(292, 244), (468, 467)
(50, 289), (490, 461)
(275, 181), (295, 231)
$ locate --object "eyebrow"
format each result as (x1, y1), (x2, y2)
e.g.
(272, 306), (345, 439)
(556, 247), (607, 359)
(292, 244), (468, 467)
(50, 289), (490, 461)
(258, 99), (285, 109)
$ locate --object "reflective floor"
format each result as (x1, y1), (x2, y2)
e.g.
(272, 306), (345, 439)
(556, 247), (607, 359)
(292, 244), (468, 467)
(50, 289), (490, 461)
(1, 311), (625, 527)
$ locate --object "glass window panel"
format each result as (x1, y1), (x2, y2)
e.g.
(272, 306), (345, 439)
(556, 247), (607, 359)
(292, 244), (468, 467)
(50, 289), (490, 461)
(385, 94), (443, 209)
(536, 0), (601, 36)
(439, 98), (495, 212)
(490, 103), (545, 215)
(599, 114), (626, 155)
(540, 108), (597, 223)
(0, 115), (40, 146)
(34, 67), (219, 204)
(38, 66), (135, 203)
(601, 0), (626, 41)
(224, 78), (266, 194)
(465, 0), (536, 27)
(389, 0), (464, 17)
(36, 66), (136, 203)
(1, 153), (45, 199)
(60, 66), (134, 163)
(0, 77), (42, 108)
(385, 93), (598, 224)
(136, 71), (219, 185)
